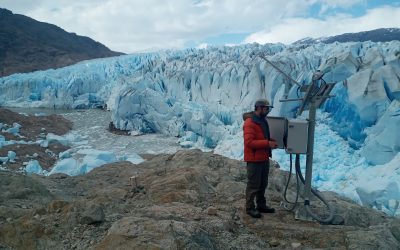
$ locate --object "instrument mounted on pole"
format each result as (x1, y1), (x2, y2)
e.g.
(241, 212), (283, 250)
(254, 53), (338, 224)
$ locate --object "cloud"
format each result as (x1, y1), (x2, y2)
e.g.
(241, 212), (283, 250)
(196, 43), (209, 49)
(244, 6), (400, 44)
(2, 0), (315, 53)
(1, 1), (398, 52)
(319, 0), (365, 13)
(320, 0), (363, 7)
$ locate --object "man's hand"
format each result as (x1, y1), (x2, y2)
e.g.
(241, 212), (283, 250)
(269, 140), (278, 149)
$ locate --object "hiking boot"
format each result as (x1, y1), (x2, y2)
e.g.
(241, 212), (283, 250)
(257, 206), (275, 213)
(246, 208), (262, 218)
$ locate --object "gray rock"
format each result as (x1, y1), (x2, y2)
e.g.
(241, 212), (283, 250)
(206, 206), (217, 216)
(346, 226), (400, 249)
(291, 242), (301, 248)
(390, 220), (400, 242)
(80, 203), (105, 225)
(2, 150), (400, 250)
(269, 239), (280, 247)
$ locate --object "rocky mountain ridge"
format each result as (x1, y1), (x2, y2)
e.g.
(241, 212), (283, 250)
(0, 8), (123, 77)
(293, 28), (400, 44)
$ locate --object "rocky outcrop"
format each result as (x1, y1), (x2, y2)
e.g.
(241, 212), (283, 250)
(0, 8), (123, 77)
(0, 150), (399, 249)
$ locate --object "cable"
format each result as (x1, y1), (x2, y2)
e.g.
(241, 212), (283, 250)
(295, 154), (335, 224)
(282, 154), (300, 211)
(283, 154), (294, 204)
(296, 85), (302, 98)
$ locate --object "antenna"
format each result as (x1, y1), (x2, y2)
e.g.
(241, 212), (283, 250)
(256, 53), (302, 88)
(282, 70), (336, 116)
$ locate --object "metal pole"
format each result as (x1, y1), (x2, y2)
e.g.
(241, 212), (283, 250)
(258, 54), (302, 87)
(304, 99), (316, 204)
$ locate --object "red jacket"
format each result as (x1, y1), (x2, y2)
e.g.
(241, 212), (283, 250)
(243, 112), (272, 162)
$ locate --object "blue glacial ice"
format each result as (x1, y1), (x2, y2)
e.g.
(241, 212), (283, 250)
(47, 148), (144, 176)
(48, 149), (119, 176)
(49, 158), (81, 176)
(25, 160), (44, 174)
(2, 41), (397, 163)
(5, 123), (21, 136)
(59, 150), (72, 159)
(7, 151), (16, 162)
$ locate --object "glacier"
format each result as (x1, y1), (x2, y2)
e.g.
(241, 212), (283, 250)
(1, 42), (399, 164)
(1, 41), (400, 216)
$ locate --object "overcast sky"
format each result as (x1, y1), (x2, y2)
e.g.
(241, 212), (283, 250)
(1, 0), (400, 53)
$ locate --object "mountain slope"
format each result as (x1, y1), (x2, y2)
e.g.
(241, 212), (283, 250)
(0, 8), (123, 77)
(294, 28), (400, 44)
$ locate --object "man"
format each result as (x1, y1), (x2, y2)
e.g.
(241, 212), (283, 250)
(243, 99), (278, 218)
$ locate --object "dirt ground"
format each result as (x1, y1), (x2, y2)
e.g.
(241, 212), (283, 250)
(0, 143), (69, 171)
(0, 108), (72, 171)
(0, 108), (72, 141)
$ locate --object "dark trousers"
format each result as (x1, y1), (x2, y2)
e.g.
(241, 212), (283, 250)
(245, 161), (270, 211)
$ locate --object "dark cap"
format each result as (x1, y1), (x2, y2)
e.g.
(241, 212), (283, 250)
(255, 99), (273, 108)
